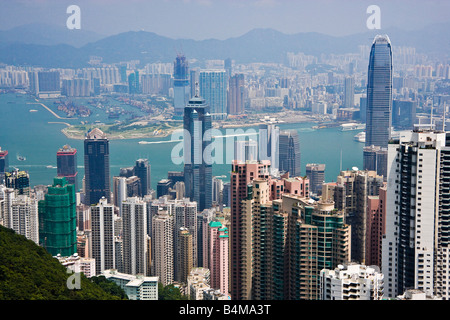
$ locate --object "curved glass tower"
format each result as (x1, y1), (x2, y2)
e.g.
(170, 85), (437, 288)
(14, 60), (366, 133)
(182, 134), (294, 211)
(365, 35), (393, 148)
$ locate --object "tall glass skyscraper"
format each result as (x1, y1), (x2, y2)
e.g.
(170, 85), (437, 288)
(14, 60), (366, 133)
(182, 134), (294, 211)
(183, 94), (212, 211)
(173, 54), (190, 117)
(365, 35), (393, 149)
(84, 128), (110, 205)
(57, 145), (78, 192)
(199, 69), (227, 120)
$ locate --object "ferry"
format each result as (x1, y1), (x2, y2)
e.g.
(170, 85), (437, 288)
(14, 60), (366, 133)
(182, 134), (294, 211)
(354, 131), (366, 143)
(340, 123), (366, 131)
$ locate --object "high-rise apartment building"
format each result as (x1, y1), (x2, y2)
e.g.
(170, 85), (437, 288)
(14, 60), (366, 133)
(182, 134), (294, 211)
(382, 129), (450, 299)
(152, 210), (174, 286)
(320, 263), (384, 300)
(84, 128), (110, 205)
(38, 177), (77, 256)
(57, 145), (78, 191)
(177, 227), (194, 284)
(122, 197), (147, 276)
(365, 34), (393, 149)
(208, 220), (229, 296)
(183, 94), (212, 211)
(91, 197), (116, 275)
(2, 188), (39, 244)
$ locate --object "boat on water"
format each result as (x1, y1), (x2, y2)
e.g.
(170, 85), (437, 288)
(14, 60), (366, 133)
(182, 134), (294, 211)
(17, 154), (26, 161)
(340, 123), (366, 131)
(354, 131), (366, 143)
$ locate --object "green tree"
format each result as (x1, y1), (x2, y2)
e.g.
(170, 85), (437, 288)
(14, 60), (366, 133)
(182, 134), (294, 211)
(158, 283), (189, 300)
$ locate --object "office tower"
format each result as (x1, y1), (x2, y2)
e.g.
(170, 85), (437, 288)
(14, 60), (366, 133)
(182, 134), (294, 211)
(392, 100), (416, 130)
(279, 130), (301, 177)
(333, 169), (384, 264)
(258, 123), (280, 174)
(227, 73), (245, 115)
(5, 169), (30, 196)
(125, 176), (141, 198)
(363, 145), (388, 178)
(199, 69), (227, 119)
(152, 211), (174, 286)
(128, 70), (139, 94)
(174, 181), (185, 200)
(183, 94), (212, 211)
(222, 182), (231, 208)
(273, 195), (350, 300)
(2, 189), (39, 244)
(122, 197), (147, 276)
(212, 177), (223, 206)
(134, 159), (151, 197)
(173, 54), (190, 117)
(38, 177), (77, 256)
(177, 227), (194, 284)
(305, 163), (325, 195)
(366, 186), (386, 267)
(234, 139), (258, 163)
(90, 197), (116, 275)
(84, 128), (110, 205)
(344, 76), (355, 108)
(190, 69), (198, 98)
(320, 263), (384, 300)
(156, 179), (171, 198)
(382, 130), (450, 299)
(208, 221), (229, 296)
(0, 147), (8, 183)
(365, 35), (393, 148)
(360, 96), (367, 123)
(57, 145), (78, 191)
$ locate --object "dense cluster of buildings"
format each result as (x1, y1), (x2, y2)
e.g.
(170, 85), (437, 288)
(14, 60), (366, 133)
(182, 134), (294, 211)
(1, 33), (450, 301)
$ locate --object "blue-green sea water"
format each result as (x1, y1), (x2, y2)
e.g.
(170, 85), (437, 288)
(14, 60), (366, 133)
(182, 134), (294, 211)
(0, 93), (364, 190)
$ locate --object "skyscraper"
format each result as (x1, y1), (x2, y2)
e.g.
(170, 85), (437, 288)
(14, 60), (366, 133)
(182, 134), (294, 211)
(90, 197), (116, 275)
(227, 73), (245, 115)
(382, 130), (450, 299)
(208, 220), (229, 296)
(122, 197), (148, 276)
(183, 94), (212, 211)
(152, 210), (174, 286)
(234, 139), (258, 163)
(344, 76), (355, 108)
(365, 34), (393, 149)
(199, 69), (227, 119)
(258, 123), (280, 174)
(38, 177), (77, 256)
(84, 128), (110, 205)
(0, 147), (8, 183)
(57, 145), (78, 191)
(5, 169), (30, 196)
(134, 159), (151, 197)
(305, 163), (325, 195)
(279, 130), (301, 177)
(173, 54), (190, 117)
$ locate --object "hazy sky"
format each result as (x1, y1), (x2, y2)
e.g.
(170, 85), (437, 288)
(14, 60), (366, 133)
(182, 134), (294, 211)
(0, 0), (449, 39)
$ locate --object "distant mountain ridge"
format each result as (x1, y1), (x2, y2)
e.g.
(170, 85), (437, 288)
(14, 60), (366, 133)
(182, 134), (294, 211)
(0, 22), (448, 68)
